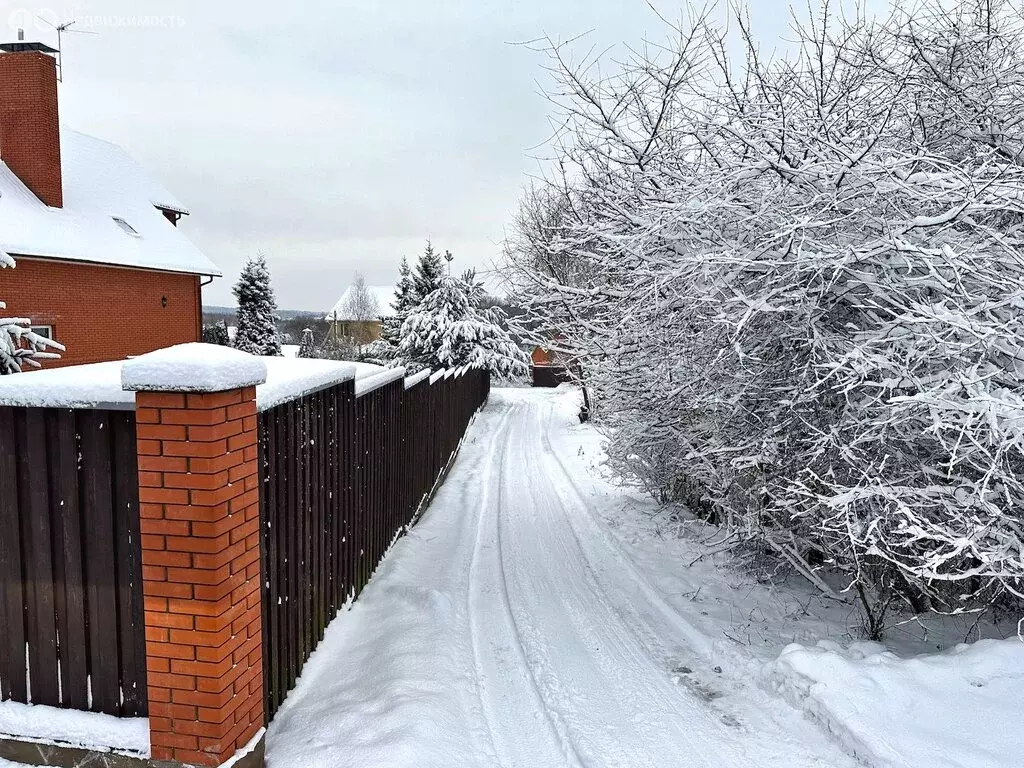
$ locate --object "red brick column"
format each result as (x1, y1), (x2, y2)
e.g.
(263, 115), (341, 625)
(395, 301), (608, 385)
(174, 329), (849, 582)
(123, 346), (267, 767)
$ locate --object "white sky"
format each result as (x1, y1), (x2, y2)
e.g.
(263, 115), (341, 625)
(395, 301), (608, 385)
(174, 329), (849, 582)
(1, 0), (889, 310)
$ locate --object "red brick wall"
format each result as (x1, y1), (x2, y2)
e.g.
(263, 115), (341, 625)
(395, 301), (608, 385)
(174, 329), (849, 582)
(0, 52), (62, 208)
(136, 387), (264, 766)
(0, 256), (202, 368)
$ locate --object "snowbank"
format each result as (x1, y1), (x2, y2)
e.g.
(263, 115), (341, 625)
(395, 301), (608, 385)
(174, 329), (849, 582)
(0, 700), (148, 756)
(764, 638), (1024, 768)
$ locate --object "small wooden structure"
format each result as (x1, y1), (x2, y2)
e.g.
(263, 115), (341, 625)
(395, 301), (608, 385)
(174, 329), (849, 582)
(531, 346), (571, 388)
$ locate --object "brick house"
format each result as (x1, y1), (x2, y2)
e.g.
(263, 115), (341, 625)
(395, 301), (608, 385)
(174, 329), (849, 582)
(0, 41), (220, 369)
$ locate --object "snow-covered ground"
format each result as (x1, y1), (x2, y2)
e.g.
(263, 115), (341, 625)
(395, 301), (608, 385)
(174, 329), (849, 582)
(268, 387), (933, 768)
(1, 386), (1017, 768)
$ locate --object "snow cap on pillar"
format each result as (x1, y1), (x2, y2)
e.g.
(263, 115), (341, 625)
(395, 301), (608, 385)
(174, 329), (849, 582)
(121, 342), (268, 392)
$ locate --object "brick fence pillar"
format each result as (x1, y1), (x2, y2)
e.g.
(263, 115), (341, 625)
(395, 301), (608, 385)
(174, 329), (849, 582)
(122, 345), (268, 768)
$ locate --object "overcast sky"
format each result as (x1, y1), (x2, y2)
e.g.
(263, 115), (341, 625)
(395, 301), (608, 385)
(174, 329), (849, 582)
(2, 0), (886, 310)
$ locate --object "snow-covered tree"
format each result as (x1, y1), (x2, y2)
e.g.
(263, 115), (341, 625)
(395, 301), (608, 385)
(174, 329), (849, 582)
(400, 273), (529, 380)
(298, 328), (316, 358)
(1, 252), (64, 374)
(359, 338), (400, 367)
(338, 272), (381, 322)
(233, 254), (281, 356)
(413, 241), (445, 304)
(202, 321), (230, 347)
(504, 0), (1024, 634)
(382, 256), (417, 345)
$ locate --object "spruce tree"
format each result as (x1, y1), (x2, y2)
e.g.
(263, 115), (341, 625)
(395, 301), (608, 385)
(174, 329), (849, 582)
(381, 256), (417, 344)
(399, 272), (529, 379)
(298, 328), (317, 358)
(1, 252), (64, 374)
(232, 254), (282, 356)
(412, 241), (445, 304)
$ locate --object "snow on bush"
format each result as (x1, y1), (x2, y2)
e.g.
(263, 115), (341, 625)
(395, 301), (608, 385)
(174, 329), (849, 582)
(400, 269), (529, 380)
(0, 251), (64, 374)
(504, 0), (1024, 633)
(233, 253), (282, 357)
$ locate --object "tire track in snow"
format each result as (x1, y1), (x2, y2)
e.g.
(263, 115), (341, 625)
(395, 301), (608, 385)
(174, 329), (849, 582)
(532, 398), (863, 766)
(466, 398), (585, 768)
(502, 404), (749, 767)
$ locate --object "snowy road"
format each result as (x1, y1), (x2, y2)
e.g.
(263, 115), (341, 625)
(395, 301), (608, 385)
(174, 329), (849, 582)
(266, 388), (858, 768)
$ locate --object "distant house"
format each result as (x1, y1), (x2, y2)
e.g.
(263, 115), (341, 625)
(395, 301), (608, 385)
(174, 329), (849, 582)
(531, 345), (571, 388)
(0, 41), (220, 368)
(325, 285), (395, 345)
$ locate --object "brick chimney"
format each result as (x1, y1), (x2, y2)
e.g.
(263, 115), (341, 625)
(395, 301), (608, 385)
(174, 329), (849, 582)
(0, 44), (63, 208)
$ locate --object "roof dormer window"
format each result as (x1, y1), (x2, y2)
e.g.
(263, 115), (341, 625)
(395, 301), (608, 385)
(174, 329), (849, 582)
(112, 216), (140, 237)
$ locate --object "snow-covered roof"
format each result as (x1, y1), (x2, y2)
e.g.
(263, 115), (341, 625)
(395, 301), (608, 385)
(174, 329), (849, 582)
(0, 128), (221, 277)
(325, 285), (396, 321)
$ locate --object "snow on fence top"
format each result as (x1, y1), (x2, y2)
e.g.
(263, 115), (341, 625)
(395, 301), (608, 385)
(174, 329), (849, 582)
(0, 348), (471, 411)
(404, 369), (432, 389)
(0, 347), (393, 411)
(122, 343), (268, 393)
(257, 357), (359, 412)
(355, 367), (407, 398)
(0, 361), (135, 409)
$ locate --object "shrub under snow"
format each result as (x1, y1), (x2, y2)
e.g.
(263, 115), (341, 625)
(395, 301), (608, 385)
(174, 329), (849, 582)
(505, 0), (1024, 633)
(1, 251), (64, 374)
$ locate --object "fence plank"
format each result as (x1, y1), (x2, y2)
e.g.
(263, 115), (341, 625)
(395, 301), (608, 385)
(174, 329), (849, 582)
(48, 410), (88, 711)
(78, 411), (122, 714)
(18, 408), (60, 707)
(111, 412), (146, 717)
(0, 407), (26, 703)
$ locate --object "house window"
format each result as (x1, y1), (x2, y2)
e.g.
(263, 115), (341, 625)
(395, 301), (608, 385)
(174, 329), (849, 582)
(112, 217), (141, 237)
(30, 325), (53, 340)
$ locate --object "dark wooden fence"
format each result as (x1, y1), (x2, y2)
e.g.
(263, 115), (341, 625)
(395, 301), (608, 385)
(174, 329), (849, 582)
(0, 406), (148, 718)
(258, 367), (490, 720)
(0, 365), (490, 726)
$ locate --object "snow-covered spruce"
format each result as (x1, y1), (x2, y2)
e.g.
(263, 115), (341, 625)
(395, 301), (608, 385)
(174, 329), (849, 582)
(412, 241), (445, 307)
(0, 251), (64, 374)
(297, 328), (316, 359)
(400, 271), (528, 380)
(381, 255), (417, 346)
(232, 254), (282, 357)
(503, 0), (1024, 633)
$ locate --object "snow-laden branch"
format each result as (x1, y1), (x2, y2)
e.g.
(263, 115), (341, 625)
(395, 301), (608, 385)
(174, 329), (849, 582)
(503, 0), (1024, 635)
